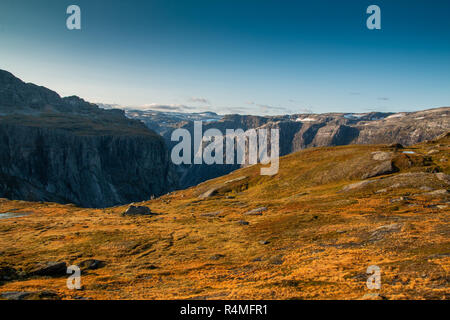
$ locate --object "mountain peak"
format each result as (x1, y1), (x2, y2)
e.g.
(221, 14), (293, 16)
(0, 69), (153, 136)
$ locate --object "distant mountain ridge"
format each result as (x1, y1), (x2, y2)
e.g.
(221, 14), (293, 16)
(0, 69), (177, 208)
(125, 106), (449, 188)
(124, 109), (222, 137)
(0, 68), (447, 205)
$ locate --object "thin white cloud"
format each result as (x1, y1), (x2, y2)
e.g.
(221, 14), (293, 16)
(188, 97), (210, 104)
(138, 103), (198, 112)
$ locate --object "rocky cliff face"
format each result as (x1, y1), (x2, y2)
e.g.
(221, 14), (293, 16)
(127, 107), (449, 189)
(0, 70), (177, 208)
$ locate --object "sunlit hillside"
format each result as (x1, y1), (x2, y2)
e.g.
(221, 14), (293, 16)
(0, 133), (448, 300)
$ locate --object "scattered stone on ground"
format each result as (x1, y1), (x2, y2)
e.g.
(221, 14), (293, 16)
(73, 296), (92, 300)
(360, 293), (387, 300)
(122, 205), (153, 216)
(78, 259), (106, 271)
(269, 255), (284, 265)
(252, 257), (263, 262)
(342, 180), (373, 192)
(423, 189), (448, 197)
(0, 266), (18, 281)
(388, 143), (403, 149)
(369, 223), (403, 242)
(435, 172), (450, 183)
(1, 290), (60, 300)
(428, 253), (450, 259)
(209, 254), (225, 261)
(200, 211), (223, 218)
(244, 207), (268, 216)
(30, 261), (67, 277)
(389, 196), (411, 203)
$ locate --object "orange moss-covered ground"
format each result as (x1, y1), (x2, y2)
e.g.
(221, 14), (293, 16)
(0, 135), (449, 300)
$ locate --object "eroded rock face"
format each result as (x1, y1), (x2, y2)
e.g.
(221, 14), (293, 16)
(0, 125), (177, 208)
(0, 70), (177, 208)
(128, 106), (449, 189)
(361, 161), (395, 179)
(198, 187), (221, 199)
(371, 151), (393, 161)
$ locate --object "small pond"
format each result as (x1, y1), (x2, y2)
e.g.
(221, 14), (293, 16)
(0, 212), (32, 220)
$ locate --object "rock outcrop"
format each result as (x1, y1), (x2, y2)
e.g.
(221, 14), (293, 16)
(122, 205), (153, 216)
(30, 261), (67, 277)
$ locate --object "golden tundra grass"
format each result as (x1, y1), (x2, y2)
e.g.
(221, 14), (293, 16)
(0, 135), (448, 300)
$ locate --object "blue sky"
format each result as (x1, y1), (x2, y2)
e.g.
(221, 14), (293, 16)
(0, 0), (449, 115)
